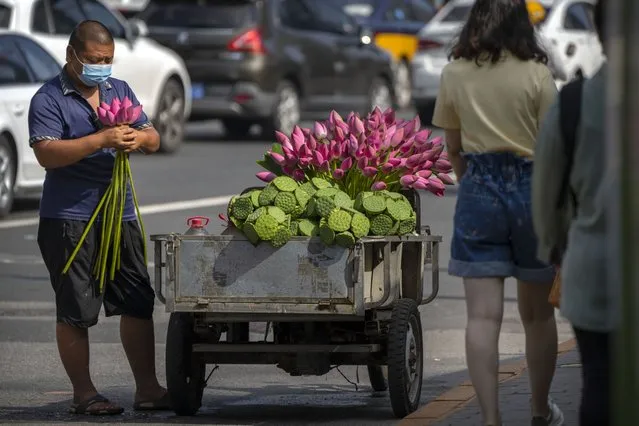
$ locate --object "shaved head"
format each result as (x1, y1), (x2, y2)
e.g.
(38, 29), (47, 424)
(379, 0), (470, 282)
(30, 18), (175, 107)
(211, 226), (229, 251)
(68, 20), (114, 54)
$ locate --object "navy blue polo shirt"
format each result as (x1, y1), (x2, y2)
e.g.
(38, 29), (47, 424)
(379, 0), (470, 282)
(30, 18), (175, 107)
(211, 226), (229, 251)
(28, 69), (152, 221)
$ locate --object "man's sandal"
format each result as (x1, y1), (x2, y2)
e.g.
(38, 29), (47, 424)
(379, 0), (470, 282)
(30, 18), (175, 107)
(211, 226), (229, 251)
(69, 393), (124, 415)
(133, 392), (172, 411)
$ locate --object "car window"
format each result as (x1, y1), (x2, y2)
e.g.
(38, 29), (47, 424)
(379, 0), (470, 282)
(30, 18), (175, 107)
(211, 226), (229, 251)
(0, 5), (11, 28)
(324, 0), (379, 18)
(385, 0), (414, 22)
(140, 1), (258, 29)
(410, 0), (437, 22)
(441, 5), (471, 23)
(14, 36), (61, 83)
(0, 36), (32, 86)
(308, 1), (357, 34)
(279, 0), (314, 30)
(78, 0), (127, 39)
(564, 3), (595, 31)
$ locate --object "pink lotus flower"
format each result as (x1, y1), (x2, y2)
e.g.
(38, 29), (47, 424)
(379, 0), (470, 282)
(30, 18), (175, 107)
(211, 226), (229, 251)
(312, 151), (325, 167)
(256, 171), (276, 182)
(371, 181), (387, 191)
(381, 162), (394, 173)
(313, 122), (327, 140)
(438, 173), (455, 185)
(340, 157), (353, 171)
(291, 126), (305, 153)
(357, 157), (368, 170)
(333, 168), (345, 180)
(362, 166), (378, 177)
(416, 170), (433, 179)
(97, 97), (144, 127)
(293, 169), (305, 181)
(412, 177), (429, 190)
(268, 151), (287, 166)
(400, 174), (417, 187)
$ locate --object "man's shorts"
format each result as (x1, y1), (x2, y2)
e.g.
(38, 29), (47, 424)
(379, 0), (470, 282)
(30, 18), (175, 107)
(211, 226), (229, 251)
(37, 218), (155, 328)
(449, 152), (555, 283)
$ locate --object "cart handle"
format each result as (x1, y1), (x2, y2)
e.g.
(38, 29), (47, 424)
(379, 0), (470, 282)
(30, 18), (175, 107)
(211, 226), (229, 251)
(422, 240), (440, 305)
(153, 239), (167, 304)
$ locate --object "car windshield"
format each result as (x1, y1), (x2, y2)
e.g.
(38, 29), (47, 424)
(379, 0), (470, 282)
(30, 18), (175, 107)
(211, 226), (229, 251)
(0, 5), (11, 28)
(324, 0), (380, 18)
(440, 5), (471, 23)
(140, 0), (258, 28)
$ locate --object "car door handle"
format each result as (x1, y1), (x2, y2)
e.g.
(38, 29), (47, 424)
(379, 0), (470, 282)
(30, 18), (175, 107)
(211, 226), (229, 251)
(565, 43), (577, 57)
(12, 104), (25, 116)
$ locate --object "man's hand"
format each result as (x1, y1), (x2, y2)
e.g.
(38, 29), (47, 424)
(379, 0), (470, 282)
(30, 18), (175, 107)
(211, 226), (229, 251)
(98, 125), (135, 150)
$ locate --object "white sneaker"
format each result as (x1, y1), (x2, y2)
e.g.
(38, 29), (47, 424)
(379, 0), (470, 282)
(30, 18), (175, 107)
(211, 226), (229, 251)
(531, 397), (564, 426)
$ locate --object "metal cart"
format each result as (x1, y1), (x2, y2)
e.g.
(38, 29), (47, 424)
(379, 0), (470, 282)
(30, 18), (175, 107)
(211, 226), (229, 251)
(150, 189), (442, 418)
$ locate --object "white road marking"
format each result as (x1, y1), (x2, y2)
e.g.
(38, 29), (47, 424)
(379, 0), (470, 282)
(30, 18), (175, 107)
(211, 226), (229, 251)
(0, 195), (233, 230)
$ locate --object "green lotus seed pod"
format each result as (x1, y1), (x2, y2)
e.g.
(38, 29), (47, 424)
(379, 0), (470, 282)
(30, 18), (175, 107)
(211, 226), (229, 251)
(314, 196), (336, 218)
(229, 216), (244, 229)
(272, 176), (298, 192)
(301, 182), (317, 196)
(389, 220), (399, 235)
(231, 196), (254, 220)
(315, 187), (339, 198)
(335, 231), (356, 248)
(387, 199), (412, 221)
(246, 206), (265, 223)
(370, 214), (394, 236)
(258, 183), (279, 206)
(298, 219), (319, 237)
(385, 191), (403, 200)
(319, 223), (335, 245)
(266, 206), (287, 223)
(270, 225), (292, 248)
(350, 213), (370, 238)
(243, 222), (260, 245)
(294, 187), (310, 207)
(333, 191), (352, 208)
(362, 195), (387, 215)
(398, 217), (417, 235)
(254, 214), (279, 240)
(290, 220), (299, 236)
(274, 191), (297, 214)
(250, 190), (261, 208)
(327, 208), (352, 232)
(291, 204), (305, 218)
(305, 198), (316, 217)
(312, 177), (332, 189)
(354, 191), (373, 211)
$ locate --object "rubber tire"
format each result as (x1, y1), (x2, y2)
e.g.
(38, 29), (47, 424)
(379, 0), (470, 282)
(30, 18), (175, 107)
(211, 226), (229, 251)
(0, 135), (16, 219)
(222, 118), (253, 140)
(368, 77), (393, 114)
(393, 60), (412, 110)
(166, 312), (206, 416)
(262, 80), (300, 139)
(367, 365), (388, 392)
(155, 78), (185, 154)
(387, 299), (423, 418)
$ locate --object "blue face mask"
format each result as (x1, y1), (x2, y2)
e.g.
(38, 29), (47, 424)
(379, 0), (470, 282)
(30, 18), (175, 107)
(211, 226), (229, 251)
(71, 47), (112, 87)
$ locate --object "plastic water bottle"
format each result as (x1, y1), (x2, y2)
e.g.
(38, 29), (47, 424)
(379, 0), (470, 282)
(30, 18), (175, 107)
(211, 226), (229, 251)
(185, 216), (210, 235)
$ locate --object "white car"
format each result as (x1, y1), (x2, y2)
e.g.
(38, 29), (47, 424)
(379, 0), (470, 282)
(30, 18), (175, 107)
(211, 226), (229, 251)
(411, 0), (604, 122)
(0, 0), (192, 153)
(102, 0), (148, 18)
(0, 31), (58, 217)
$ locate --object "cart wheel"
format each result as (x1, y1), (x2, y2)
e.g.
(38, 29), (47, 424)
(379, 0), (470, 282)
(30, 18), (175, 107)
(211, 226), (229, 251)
(387, 299), (423, 418)
(166, 313), (206, 416)
(367, 365), (388, 392)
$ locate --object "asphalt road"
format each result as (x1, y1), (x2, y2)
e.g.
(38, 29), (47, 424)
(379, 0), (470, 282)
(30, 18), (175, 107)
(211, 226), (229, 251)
(0, 117), (574, 425)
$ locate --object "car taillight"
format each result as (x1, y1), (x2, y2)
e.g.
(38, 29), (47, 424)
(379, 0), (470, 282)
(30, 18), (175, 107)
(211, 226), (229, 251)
(227, 28), (265, 54)
(418, 39), (443, 51)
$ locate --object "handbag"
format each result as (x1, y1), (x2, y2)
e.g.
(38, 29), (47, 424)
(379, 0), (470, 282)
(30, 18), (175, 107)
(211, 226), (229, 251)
(548, 268), (561, 308)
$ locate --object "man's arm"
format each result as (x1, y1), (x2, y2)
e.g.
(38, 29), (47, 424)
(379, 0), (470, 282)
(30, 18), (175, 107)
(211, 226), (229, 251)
(532, 99), (570, 264)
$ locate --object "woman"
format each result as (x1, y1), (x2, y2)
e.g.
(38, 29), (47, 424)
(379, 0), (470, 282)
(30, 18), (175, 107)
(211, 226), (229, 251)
(432, 1), (564, 425)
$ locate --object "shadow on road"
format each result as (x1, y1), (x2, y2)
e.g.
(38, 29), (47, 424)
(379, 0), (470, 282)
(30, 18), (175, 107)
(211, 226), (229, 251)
(0, 366), (477, 424)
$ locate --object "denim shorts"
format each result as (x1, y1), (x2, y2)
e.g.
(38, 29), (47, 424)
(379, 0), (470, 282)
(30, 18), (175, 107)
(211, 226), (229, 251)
(449, 152), (554, 283)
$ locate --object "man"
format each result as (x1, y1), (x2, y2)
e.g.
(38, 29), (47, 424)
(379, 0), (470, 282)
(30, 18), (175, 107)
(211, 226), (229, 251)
(532, 1), (611, 425)
(28, 20), (168, 415)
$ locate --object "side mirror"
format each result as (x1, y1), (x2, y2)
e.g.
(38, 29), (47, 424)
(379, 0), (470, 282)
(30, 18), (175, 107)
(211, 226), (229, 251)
(129, 18), (149, 38)
(358, 26), (374, 46)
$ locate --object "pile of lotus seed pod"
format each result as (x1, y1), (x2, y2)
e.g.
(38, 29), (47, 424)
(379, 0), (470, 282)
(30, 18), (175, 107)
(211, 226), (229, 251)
(224, 175), (416, 249)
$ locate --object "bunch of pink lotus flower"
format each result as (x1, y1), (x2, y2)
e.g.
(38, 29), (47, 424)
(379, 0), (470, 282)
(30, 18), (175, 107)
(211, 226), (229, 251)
(256, 107), (454, 197)
(97, 96), (143, 127)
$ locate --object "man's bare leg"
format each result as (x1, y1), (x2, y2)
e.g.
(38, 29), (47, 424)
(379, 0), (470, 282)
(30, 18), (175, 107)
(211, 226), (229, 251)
(120, 315), (167, 403)
(57, 323), (121, 410)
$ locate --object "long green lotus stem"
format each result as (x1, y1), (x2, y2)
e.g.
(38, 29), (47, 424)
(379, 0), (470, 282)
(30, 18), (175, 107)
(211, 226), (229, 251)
(62, 184), (113, 275)
(125, 155), (147, 265)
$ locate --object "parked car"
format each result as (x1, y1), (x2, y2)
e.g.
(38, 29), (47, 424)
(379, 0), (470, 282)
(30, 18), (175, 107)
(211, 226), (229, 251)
(102, 0), (148, 18)
(1, 0), (192, 153)
(325, 0), (438, 110)
(411, 0), (605, 123)
(136, 0), (395, 139)
(0, 31), (59, 217)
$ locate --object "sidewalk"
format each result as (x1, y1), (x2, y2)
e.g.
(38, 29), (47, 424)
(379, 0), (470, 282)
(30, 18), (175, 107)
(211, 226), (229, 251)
(401, 339), (582, 425)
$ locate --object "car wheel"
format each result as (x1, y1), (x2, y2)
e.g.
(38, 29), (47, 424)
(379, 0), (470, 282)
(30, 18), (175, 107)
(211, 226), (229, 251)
(0, 135), (16, 218)
(222, 118), (254, 140)
(369, 77), (393, 113)
(263, 80), (300, 138)
(393, 60), (412, 110)
(155, 78), (185, 154)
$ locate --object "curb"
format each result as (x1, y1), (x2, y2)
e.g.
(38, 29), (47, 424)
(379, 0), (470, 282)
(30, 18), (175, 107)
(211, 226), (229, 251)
(399, 338), (578, 426)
